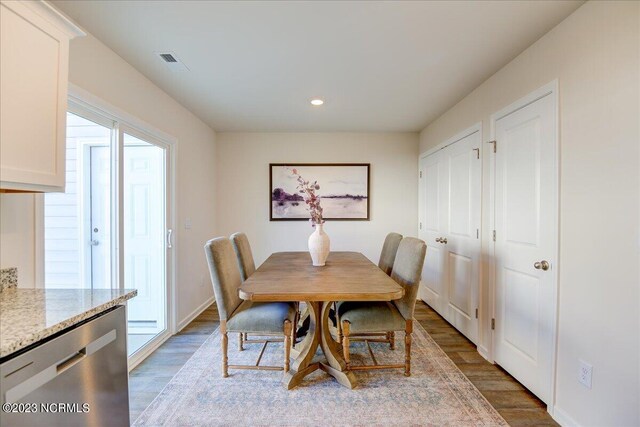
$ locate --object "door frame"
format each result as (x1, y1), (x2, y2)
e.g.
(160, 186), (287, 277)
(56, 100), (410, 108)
(418, 122), (483, 342)
(488, 80), (559, 412)
(35, 84), (178, 370)
(419, 122), (483, 159)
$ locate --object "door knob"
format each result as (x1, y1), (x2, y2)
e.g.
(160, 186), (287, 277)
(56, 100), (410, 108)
(534, 260), (550, 271)
(441, 238), (448, 244)
(435, 237), (441, 243)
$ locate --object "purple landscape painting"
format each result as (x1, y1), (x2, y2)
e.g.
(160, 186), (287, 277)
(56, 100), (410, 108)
(270, 163), (370, 221)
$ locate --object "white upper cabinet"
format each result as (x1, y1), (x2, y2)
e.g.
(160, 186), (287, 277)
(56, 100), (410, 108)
(0, 1), (83, 192)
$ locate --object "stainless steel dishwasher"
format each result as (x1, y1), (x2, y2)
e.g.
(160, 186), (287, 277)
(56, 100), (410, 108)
(1, 306), (130, 427)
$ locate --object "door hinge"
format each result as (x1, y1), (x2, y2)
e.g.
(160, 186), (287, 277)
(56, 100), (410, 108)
(486, 140), (496, 153)
(476, 229), (479, 239)
(492, 230), (496, 242)
(419, 171), (422, 178)
(473, 148), (480, 159)
(491, 318), (495, 330)
(419, 222), (422, 230)
(475, 308), (478, 319)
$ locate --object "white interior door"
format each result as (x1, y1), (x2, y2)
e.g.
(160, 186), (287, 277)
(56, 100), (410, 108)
(442, 131), (481, 343)
(419, 149), (448, 315)
(493, 91), (557, 404)
(419, 128), (482, 344)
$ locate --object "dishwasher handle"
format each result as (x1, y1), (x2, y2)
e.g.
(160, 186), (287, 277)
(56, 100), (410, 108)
(56, 349), (86, 374)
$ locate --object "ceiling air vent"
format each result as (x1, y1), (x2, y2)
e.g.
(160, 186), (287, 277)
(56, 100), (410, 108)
(159, 53), (178, 63)
(155, 52), (189, 72)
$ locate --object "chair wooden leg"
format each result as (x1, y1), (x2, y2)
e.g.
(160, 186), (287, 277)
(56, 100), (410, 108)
(342, 320), (351, 371)
(283, 319), (292, 373)
(221, 321), (229, 378)
(389, 331), (395, 350)
(238, 332), (244, 351)
(404, 320), (413, 377)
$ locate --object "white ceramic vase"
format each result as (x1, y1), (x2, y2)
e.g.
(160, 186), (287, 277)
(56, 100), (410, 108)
(308, 223), (330, 266)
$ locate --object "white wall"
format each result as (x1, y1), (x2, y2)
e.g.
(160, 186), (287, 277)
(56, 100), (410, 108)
(0, 32), (218, 327)
(418, 2), (639, 426)
(216, 133), (419, 265)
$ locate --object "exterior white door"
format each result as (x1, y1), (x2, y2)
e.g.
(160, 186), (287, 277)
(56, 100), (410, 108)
(123, 141), (165, 327)
(89, 145), (112, 289)
(493, 91), (557, 404)
(419, 128), (482, 344)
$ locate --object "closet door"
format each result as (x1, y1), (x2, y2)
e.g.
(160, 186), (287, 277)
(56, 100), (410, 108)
(441, 131), (481, 343)
(493, 92), (557, 403)
(419, 128), (481, 344)
(419, 149), (449, 315)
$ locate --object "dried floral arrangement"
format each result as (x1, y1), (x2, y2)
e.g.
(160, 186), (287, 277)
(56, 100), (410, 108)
(290, 168), (324, 226)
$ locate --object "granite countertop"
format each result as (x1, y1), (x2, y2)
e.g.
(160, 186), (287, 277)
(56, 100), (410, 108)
(0, 288), (137, 358)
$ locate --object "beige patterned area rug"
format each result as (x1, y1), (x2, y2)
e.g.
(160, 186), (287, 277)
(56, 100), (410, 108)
(134, 323), (507, 426)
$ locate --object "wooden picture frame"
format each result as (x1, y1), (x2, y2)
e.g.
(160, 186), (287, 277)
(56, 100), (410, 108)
(270, 163), (370, 221)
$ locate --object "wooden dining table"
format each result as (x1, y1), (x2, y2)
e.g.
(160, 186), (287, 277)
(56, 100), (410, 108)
(239, 251), (404, 389)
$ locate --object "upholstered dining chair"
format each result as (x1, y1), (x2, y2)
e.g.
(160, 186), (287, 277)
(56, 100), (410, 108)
(231, 232), (256, 282)
(231, 232), (257, 350)
(231, 232), (299, 349)
(378, 232), (403, 275)
(204, 237), (296, 377)
(335, 232), (403, 347)
(339, 237), (426, 377)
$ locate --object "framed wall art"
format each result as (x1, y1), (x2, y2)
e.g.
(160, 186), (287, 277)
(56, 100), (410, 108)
(270, 163), (370, 221)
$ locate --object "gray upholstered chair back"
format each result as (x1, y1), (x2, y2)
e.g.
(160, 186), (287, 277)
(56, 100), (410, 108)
(230, 232), (256, 281)
(378, 232), (403, 275)
(204, 237), (243, 321)
(391, 237), (427, 320)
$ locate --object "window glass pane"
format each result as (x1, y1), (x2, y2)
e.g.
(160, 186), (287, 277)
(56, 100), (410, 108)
(44, 112), (112, 289)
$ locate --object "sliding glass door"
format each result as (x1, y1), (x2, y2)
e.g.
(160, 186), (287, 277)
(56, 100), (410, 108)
(43, 104), (173, 363)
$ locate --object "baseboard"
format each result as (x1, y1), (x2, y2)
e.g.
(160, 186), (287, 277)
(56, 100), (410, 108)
(177, 296), (215, 332)
(552, 406), (581, 427)
(477, 344), (491, 362)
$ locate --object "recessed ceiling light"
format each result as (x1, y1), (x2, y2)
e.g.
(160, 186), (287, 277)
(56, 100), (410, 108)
(310, 99), (324, 106)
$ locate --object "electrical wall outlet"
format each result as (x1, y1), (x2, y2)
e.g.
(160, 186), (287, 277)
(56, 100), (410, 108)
(185, 218), (192, 230)
(578, 359), (593, 389)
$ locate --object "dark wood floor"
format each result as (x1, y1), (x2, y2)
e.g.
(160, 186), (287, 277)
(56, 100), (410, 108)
(413, 302), (557, 426)
(128, 307), (219, 421)
(129, 301), (557, 426)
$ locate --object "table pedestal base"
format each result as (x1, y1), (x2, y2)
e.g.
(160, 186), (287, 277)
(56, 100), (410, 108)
(282, 301), (356, 389)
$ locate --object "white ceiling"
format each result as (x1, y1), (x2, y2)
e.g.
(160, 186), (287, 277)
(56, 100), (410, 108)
(53, 1), (582, 132)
